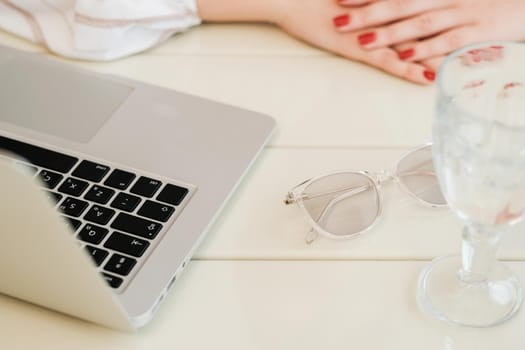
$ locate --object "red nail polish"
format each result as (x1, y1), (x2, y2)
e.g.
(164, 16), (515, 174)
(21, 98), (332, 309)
(423, 70), (436, 82)
(333, 14), (350, 28)
(398, 48), (415, 60)
(358, 32), (376, 46)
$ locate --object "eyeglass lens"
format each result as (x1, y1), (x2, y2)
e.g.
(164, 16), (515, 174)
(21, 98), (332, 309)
(396, 146), (447, 206)
(301, 172), (380, 237)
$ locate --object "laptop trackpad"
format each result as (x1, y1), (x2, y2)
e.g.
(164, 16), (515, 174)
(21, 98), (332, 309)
(0, 56), (133, 143)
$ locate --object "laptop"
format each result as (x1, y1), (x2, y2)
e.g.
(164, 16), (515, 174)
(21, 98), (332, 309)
(0, 45), (275, 331)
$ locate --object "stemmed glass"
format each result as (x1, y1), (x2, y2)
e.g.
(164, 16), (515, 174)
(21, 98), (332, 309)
(418, 42), (525, 327)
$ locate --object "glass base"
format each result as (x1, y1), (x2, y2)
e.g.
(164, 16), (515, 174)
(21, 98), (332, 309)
(418, 255), (523, 327)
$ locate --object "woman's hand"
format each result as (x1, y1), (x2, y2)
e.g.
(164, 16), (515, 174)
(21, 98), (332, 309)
(275, 0), (437, 83)
(334, 0), (525, 63)
(197, 0), (435, 84)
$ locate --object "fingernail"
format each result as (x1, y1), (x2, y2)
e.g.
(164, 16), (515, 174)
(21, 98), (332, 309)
(333, 14), (350, 28)
(423, 70), (436, 82)
(398, 48), (415, 60)
(358, 32), (376, 46)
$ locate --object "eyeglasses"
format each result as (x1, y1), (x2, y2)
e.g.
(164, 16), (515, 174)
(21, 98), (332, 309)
(283, 144), (447, 244)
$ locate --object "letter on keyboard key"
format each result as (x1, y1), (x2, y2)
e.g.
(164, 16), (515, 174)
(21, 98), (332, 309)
(104, 169), (136, 190)
(110, 192), (141, 212)
(104, 254), (136, 276)
(137, 200), (174, 222)
(130, 176), (162, 198)
(85, 246), (109, 267)
(59, 197), (89, 217)
(37, 170), (63, 189)
(104, 232), (149, 257)
(78, 223), (109, 244)
(72, 160), (110, 182)
(84, 185), (115, 204)
(84, 205), (116, 225)
(110, 213), (162, 239)
(58, 177), (89, 197)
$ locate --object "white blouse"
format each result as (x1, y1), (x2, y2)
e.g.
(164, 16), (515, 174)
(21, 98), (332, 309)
(0, 0), (201, 60)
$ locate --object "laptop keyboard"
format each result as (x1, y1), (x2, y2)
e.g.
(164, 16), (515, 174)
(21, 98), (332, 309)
(0, 135), (194, 292)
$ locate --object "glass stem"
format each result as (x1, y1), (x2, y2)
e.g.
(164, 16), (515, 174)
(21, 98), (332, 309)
(459, 225), (501, 284)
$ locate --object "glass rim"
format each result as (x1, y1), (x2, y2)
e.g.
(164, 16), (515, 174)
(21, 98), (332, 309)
(436, 40), (525, 133)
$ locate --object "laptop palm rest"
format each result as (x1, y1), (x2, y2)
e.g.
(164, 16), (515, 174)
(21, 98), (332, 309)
(0, 158), (134, 331)
(0, 55), (132, 143)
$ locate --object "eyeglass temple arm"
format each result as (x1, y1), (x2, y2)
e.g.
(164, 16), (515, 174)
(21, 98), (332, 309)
(284, 169), (435, 205)
(308, 170), (437, 220)
(285, 184), (364, 204)
(315, 185), (371, 221)
(397, 169), (436, 177)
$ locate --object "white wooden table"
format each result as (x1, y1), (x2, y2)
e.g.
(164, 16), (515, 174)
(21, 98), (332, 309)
(1, 24), (525, 349)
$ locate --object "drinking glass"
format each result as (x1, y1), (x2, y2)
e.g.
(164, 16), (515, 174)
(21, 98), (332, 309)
(418, 42), (525, 327)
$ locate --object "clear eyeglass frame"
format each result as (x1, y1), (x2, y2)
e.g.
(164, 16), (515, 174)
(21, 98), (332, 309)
(284, 144), (446, 244)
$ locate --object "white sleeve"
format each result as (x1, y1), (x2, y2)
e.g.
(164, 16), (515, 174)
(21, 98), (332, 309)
(0, 0), (201, 60)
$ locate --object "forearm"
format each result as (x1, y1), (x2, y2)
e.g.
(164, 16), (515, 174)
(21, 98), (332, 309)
(196, 0), (280, 23)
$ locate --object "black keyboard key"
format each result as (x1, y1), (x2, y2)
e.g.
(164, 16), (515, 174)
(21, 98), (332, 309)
(104, 232), (150, 257)
(157, 184), (189, 206)
(110, 192), (141, 212)
(137, 200), (174, 223)
(111, 213), (162, 239)
(0, 135), (78, 173)
(104, 169), (136, 191)
(130, 176), (162, 198)
(102, 273), (123, 288)
(58, 177), (89, 197)
(43, 191), (63, 204)
(78, 223), (109, 244)
(84, 205), (116, 225)
(72, 160), (110, 182)
(104, 254), (136, 276)
(37, 170), (63, 189)
(85, 246), (109, 266)
(84, 185), (115, 204)
(59, 197), (89, 217)
(61, 216), (82, 231)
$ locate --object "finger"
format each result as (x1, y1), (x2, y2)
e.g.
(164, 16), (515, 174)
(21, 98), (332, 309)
(420, 56), (445, 72)
(357, 48), (437, 85)
(359, 9), (464, 50)
(393, 41), (417, 53)
(337, 0), (380, 6)
(396, 44), (446, 72)
(333, 0), (453, 32)
(398, 26), (480, 62)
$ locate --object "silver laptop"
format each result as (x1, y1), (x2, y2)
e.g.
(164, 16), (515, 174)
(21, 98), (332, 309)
(0, 45), (275, 330)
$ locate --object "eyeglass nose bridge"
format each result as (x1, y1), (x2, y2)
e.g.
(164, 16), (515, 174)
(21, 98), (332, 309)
(375, 169), (395, 186)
